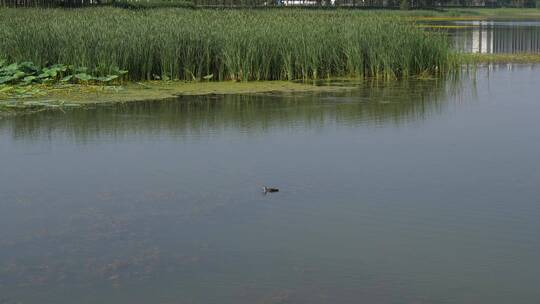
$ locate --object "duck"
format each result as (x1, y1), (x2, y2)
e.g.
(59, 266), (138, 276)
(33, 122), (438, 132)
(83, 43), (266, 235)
(262, 186), (279, 193)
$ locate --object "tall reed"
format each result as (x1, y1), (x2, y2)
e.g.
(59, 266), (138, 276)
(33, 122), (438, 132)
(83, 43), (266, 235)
(0, 8), (451, 81)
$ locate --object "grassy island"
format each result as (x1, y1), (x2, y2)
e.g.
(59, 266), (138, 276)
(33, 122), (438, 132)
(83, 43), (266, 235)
(1, 7), (539, 115)
(0, 8), (451, 82)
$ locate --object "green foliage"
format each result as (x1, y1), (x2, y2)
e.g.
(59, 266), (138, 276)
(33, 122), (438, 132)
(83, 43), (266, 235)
(0, 8), (451, 81)
(400, 0), (409, 10)
(0, 61), (128, 85)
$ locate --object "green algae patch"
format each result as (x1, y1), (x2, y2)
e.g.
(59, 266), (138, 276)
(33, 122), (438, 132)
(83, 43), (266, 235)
(460, 53), (540, 64)
(418, 24), (478, 29)
(413, 8), (540, 20)
(0, 81), (354, 115)
(414, 16), (488, 22)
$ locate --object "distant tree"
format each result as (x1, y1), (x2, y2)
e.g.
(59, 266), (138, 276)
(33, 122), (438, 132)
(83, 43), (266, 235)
(400, 0), (410, 9)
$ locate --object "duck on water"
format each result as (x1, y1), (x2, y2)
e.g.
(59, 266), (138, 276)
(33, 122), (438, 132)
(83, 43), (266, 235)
(262, 186), (279, 193)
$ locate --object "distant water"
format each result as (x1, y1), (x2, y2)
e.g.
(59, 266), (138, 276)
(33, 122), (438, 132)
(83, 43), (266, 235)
(1, 65), (540, 304)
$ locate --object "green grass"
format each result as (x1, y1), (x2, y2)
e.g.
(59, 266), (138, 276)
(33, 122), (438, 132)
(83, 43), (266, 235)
(0, 8), (451, 82)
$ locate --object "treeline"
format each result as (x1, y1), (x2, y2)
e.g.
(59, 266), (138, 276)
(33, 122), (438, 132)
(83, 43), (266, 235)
(0, 0), (536, 8)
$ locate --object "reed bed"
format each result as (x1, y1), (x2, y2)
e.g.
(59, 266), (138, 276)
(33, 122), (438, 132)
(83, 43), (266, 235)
(0, 8), (451, 81)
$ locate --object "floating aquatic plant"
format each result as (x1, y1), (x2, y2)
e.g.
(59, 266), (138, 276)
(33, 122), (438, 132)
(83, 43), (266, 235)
(0, 60), (128, 86)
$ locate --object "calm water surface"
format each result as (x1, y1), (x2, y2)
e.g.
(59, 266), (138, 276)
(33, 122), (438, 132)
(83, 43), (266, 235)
(1, 65), (540, 303)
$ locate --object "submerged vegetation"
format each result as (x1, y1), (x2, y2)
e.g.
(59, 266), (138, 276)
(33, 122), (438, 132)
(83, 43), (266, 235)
(0, 8), (451, 82)
(0, 80), (356, 116)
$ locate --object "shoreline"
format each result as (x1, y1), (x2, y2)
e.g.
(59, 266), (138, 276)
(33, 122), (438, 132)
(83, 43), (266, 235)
(1, 55), (539, 116)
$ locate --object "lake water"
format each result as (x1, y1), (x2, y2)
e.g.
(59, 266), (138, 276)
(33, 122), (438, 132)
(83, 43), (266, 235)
(1, 64), (539, 303)
(436, 19), (540, 53)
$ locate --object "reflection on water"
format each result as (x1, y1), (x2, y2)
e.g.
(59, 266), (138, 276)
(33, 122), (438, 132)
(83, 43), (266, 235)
(0, 78), (458, 142)
(1, 65), (539, 304)
(440, 20), (540, 53)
